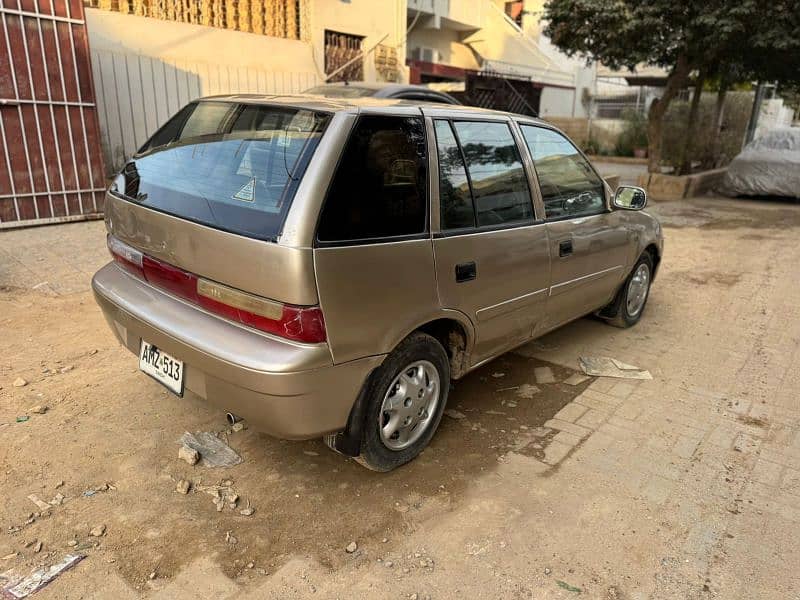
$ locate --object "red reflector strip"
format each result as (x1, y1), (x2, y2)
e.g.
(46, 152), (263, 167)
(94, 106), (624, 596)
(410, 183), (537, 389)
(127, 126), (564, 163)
(107, 235), (326, 343)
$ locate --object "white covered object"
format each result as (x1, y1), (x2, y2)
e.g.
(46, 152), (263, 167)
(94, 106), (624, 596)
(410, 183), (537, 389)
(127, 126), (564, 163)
(722, 128), (800, 199)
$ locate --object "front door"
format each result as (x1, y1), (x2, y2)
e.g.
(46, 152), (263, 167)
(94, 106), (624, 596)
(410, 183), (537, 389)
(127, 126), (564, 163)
(429, 117), (550, 365)
(517, 124), (629, 329)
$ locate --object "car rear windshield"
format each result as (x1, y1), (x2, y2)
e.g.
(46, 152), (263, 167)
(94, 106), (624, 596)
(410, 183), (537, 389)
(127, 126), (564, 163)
(111, 101), (331, 241)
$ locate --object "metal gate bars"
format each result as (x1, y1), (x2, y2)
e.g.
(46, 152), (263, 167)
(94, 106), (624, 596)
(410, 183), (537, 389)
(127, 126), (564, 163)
(0, 0), (106, 229)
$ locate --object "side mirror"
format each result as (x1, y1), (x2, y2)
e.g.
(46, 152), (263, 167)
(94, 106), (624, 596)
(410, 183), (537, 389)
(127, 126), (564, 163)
(613, 186), (647, 210)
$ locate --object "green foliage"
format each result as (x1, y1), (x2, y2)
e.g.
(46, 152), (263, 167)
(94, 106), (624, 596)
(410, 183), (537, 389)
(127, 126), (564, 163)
(614, 109), (648, 157)
(661, 92), (752, 170)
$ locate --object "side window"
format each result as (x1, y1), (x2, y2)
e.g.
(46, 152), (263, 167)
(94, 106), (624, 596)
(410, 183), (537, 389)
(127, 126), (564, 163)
(520, 125), (605, 220)
(452, 121), (532, 227)
(317, 115), (427, 243)
(434, 120), (475, 230)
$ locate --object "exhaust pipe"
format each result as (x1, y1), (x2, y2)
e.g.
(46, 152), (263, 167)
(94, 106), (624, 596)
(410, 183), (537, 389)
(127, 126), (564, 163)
(225, 412), (241, 426)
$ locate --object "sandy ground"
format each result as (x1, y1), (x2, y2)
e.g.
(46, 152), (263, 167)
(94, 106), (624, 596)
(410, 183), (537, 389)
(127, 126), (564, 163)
(1, 195), (800, 599)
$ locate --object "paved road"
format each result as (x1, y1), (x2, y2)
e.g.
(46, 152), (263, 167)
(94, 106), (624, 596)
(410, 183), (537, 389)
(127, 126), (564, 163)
(2, 196), (800, 599)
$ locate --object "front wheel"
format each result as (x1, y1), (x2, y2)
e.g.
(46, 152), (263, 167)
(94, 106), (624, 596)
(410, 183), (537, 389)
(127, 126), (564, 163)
(355, 332), (450, 472)
(603, 252), (653, 328)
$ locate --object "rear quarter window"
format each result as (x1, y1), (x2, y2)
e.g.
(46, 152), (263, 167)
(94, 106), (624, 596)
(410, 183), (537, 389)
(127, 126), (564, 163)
(113, 101), (330, 241)
(317, 115), (427, 244)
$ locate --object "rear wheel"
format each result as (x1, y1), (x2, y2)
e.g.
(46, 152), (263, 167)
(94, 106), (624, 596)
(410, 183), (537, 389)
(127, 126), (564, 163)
(355, 332), (449, 472)
(603, 252), (653, 328)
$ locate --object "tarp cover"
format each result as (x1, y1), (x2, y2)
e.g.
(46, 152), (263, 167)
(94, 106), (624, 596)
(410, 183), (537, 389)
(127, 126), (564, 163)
(721, 128), (800, 198)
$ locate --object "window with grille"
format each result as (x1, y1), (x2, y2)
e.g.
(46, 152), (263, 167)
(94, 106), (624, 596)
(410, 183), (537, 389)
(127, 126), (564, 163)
(324, 30), (365, 83)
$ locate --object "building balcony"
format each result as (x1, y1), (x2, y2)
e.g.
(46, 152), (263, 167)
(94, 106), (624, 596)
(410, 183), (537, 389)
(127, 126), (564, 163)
(407, 0), (485, 32)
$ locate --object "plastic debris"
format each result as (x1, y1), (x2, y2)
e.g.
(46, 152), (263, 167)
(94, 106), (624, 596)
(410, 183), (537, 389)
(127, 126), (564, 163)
(579, 357), (652, 380)
(15, 416), (29, 423)
(178, 432), (242, 467)
(1, 554), (84, 598)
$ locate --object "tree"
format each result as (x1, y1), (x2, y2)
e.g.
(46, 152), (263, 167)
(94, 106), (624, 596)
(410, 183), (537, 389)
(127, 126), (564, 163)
(543, 0), (800, 174)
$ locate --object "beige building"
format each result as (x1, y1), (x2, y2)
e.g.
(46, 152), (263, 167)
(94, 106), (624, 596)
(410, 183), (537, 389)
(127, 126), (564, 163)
(85, 0), (408, 170)
(405, 0), (593, 118)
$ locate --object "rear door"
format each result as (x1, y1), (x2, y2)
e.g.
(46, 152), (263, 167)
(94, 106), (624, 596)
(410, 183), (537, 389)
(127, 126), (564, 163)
(313, 108), (439, 364)
(518, 124), (629, 329)
(428, 115), (550, 366)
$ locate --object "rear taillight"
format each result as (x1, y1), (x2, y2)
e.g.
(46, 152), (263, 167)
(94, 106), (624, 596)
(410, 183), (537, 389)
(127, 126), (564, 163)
(107, 235), (326, 343)
(107, 234), (144, 277)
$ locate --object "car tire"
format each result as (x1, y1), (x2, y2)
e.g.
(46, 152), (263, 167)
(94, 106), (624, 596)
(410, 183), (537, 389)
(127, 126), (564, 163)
(603, 252), (654, 328)
(354, 332), (450, 472)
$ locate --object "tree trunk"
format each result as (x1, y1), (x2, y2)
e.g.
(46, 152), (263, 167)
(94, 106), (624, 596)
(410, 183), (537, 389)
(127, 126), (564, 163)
(647, 54), (691, 173)
(709, 82), (729, 169)
(679, 69), (706, 175)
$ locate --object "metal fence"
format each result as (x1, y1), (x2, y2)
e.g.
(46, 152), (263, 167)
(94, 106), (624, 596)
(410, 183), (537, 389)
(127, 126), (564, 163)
(0, 0), (106, 229)
(90, 48), (320, 173)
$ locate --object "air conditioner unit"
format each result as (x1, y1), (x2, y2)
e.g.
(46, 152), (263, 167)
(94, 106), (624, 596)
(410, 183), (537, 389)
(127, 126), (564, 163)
(411, 46), (440, 63)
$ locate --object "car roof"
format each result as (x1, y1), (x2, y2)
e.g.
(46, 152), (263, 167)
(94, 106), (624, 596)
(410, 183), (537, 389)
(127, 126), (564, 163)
(307, 82), (448, 97)
(197, 93), (548, 124)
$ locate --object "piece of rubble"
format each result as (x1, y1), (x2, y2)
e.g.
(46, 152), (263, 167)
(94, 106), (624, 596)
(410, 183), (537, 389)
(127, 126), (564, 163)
(59, 366), (74, 374)
(239, 506), (255, 516)
(231, 422), (246, 432)
(175, 480), (191, 495)
(27, 495), (51, 512)
(178, 432), (242, 467)
(29, 405), (47, 415)
(89, 525), (106, 537)
(534, 367), (556, 384)
(444, 409), (466, 420)
(579, 356), (652, 380)
(49, 493), (65, 506)
(225, 531), (237, 545)
(345, 541), (358, 553)
(67, 540), (78, 547)
(178, 445), (200, 466)
(516, 384), (540, 399)
(34, 541), (42, 553)
(13, 377), (28, 388)
(0, 553), (84, 598)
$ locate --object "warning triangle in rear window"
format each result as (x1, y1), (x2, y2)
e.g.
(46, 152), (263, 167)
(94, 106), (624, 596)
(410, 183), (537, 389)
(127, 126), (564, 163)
(233, 177), (256, 203)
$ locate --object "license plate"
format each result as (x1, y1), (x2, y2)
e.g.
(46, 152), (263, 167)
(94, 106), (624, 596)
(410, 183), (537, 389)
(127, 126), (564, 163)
(139, 341), (184, 396)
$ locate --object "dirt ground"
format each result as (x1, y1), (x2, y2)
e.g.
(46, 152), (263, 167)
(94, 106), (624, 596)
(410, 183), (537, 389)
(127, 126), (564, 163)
(2, 195), (800, 599)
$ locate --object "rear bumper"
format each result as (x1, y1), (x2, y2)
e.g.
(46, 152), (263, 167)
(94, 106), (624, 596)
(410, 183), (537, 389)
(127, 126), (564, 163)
(92, 262), (384, 439)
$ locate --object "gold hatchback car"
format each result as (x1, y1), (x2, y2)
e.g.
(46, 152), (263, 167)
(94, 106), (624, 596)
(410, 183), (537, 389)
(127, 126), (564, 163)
(93, 95), (662, 471)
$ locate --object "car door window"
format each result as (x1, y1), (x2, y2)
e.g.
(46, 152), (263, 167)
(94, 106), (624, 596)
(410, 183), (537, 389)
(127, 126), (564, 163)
(434, 120), (475, 230)
(452, 121), (532, 227)
(317, 115), (427, 243)
(520, 125), (605, 220)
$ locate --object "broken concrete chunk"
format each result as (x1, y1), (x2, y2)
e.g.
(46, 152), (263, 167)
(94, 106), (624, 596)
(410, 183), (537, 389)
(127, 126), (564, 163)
(231, 421), (246, 432)
(175, 479), (191, 495)
(239, 507), (255, 516)
(13, 377), (28, 388)
(516, 384), (540, 399)
(89, 525), (106, 537)
(27, 494), (51, 512)
(345, 541), (358, 553)
(178, 445), (200, 466)
(533, 367), (556, 384)
(29, 405), (48, 414)
(579, 356), (652, 380)
(178, 432), (242, 467)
